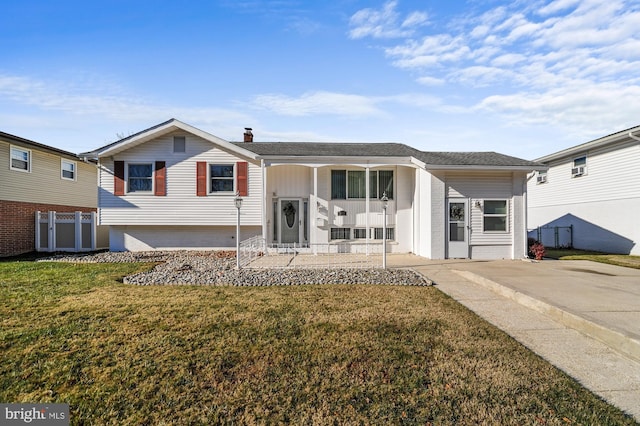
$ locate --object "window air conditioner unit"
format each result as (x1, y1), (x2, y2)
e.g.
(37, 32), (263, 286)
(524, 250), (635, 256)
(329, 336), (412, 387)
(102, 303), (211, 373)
(536, 174), (547, 184)
(571, 166), (585, 177)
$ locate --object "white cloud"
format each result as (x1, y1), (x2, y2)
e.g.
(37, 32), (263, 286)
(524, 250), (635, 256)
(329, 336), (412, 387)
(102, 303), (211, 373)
(251, 91), (384, 117)
(250, 90), (443, 117)
(0, 73), (253, 129)
(348, 0), (428, 39)
(416, 76), (445, 86)
(477, 82), (640, 133)
(349, 0), (640, 136)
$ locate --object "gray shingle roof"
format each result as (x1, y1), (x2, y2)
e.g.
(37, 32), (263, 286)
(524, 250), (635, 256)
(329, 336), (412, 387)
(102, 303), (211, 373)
(233, 142), (541, 168)
(232, 142), (419, 158)
(415, 151), (540, 167)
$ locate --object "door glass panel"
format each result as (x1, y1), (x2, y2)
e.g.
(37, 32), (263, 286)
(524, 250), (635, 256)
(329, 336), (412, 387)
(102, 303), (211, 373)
(449, 222), (465, 241)
(449, 203), (465, 221)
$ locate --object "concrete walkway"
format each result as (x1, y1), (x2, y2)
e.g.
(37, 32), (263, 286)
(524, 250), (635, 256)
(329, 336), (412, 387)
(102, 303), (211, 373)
(387, 254), (640, 421)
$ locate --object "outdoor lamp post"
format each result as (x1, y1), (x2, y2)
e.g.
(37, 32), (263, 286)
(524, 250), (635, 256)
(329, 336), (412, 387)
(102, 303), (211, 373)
(235, 193), (243, 269)
(381, 192), (389, 270)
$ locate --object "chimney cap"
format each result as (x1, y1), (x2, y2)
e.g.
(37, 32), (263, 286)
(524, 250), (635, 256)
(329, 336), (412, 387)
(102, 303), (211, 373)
(244, 127), (252, 131)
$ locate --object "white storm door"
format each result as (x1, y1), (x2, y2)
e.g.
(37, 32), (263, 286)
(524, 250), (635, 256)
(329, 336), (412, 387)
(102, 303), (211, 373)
(280, 199), (301, 244)
(447, 199), (469, 258)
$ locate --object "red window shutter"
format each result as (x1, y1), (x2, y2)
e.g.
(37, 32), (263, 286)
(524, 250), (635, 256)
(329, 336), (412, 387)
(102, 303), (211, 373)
(237, 161), (248, 196)
(154, 161), (166, 196)
(196, 161), (207, 196)
(114, 161), (125, 196)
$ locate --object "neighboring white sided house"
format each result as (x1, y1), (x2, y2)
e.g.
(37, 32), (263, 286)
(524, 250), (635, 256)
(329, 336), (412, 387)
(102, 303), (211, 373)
(528, 126), (640, 255)
(83, 119), (542, 259)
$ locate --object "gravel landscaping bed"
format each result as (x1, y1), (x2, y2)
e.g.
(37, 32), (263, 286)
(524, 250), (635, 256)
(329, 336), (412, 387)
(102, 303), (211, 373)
(39, 251), (430, 286)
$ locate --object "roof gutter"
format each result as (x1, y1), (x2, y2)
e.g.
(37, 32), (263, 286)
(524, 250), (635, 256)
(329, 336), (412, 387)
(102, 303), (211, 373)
(629, 131), (640, 142)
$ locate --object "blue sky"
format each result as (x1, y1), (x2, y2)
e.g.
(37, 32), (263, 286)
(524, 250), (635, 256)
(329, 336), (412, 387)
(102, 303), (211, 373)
(1, 0), (639, 159)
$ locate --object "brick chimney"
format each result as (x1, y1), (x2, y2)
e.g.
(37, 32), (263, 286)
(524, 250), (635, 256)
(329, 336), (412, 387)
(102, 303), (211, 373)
(243, 127), (253, 142)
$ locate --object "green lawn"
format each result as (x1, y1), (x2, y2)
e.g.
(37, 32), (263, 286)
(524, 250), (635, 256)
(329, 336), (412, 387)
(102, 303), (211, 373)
(545, 249), (640, 269)
(0, 261), (636, 425)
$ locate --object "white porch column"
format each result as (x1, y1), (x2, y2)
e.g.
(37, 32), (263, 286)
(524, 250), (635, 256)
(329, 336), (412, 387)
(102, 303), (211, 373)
(365, 167), (370, 255)
(313, 166), (318, 255)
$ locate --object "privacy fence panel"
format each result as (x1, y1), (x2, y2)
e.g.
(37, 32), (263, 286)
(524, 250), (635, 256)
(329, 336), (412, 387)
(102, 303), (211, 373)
(36, 211), (98, 253)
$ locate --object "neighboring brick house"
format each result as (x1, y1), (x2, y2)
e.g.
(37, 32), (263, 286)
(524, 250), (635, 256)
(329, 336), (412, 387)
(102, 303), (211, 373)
(0, 131), (100, 257)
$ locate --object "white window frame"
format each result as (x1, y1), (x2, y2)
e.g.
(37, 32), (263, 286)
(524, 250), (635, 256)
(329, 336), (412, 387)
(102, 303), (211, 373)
(572, 156), (587, 177)
(209, 163), (236, 194)
(330, 228), (350, 240)
(10, 145), (31, 173)
(331, 169), (394, 200)
(536, 170), (547, 184)
(61, 159), (77, 181)
(482, 199), (509, 233)
(126, 162), (154, 194)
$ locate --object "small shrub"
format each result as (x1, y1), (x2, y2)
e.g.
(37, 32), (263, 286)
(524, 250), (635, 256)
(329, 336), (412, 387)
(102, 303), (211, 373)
(529, 242), (546, 260)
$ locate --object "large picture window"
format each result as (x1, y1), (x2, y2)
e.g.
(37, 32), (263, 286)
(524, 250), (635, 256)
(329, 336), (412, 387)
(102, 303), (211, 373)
(331, 169), (393, 199)
(128, 163), (153, 192)
(483, 200), (508, 232)
(210, 164), (235, 193)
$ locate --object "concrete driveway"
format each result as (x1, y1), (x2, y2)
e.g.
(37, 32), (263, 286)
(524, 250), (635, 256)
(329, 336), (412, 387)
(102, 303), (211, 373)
(387, 255), (640, 421)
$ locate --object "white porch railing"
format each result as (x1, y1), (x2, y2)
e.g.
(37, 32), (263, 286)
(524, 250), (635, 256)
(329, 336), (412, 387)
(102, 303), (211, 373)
(35, 211), (97, 253)
(238, 236), (383, 269)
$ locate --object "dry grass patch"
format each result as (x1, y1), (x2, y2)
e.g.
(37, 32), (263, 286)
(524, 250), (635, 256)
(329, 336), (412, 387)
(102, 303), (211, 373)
(0, 261), (636, 425)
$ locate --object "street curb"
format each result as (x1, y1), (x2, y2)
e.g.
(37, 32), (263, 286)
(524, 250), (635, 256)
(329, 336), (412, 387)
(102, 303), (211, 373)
(451, 269), (640, 364)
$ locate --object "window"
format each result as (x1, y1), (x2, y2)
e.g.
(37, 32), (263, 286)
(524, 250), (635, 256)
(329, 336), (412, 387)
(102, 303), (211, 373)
(128, 163), (153, 193)
(210, 164), (235, 193)
(572, 156), (587, 177)
(173, 136), (186, 153)
(483, 200), (508, 232)
(10, 146), (30, 172)
(374, 227), (395, 240)
(61, 159), (76, 181)
(331, 170), (346, 199)
(536, 170), (547, 184)
(330, 228), (350, 240)
(353, 228), (367, 239)
(348, 170), (366, 199)
(331, 169), (394, 199)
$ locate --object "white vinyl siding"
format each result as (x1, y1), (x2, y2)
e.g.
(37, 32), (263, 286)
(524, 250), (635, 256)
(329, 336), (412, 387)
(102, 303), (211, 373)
(528, 142), (640, 208)
(447, 173), (515, 247)
(0, 140), (97, 208)
(98, 131), (261, 226)
(528, 140), (640, 255)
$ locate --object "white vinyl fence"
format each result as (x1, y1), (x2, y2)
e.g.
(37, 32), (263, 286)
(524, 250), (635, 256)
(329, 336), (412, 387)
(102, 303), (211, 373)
(35, 211), (98, 253)
(238, 236), (384, 269)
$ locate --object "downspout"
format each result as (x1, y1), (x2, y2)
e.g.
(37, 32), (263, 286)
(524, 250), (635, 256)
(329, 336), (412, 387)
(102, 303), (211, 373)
(523, 171), (537, 259)
(629, 131), (640, 142)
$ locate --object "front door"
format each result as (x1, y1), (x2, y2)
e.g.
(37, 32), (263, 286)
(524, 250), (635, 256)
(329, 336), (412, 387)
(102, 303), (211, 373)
(447, 199), (469, 258)
(280, 199), (301, 244)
